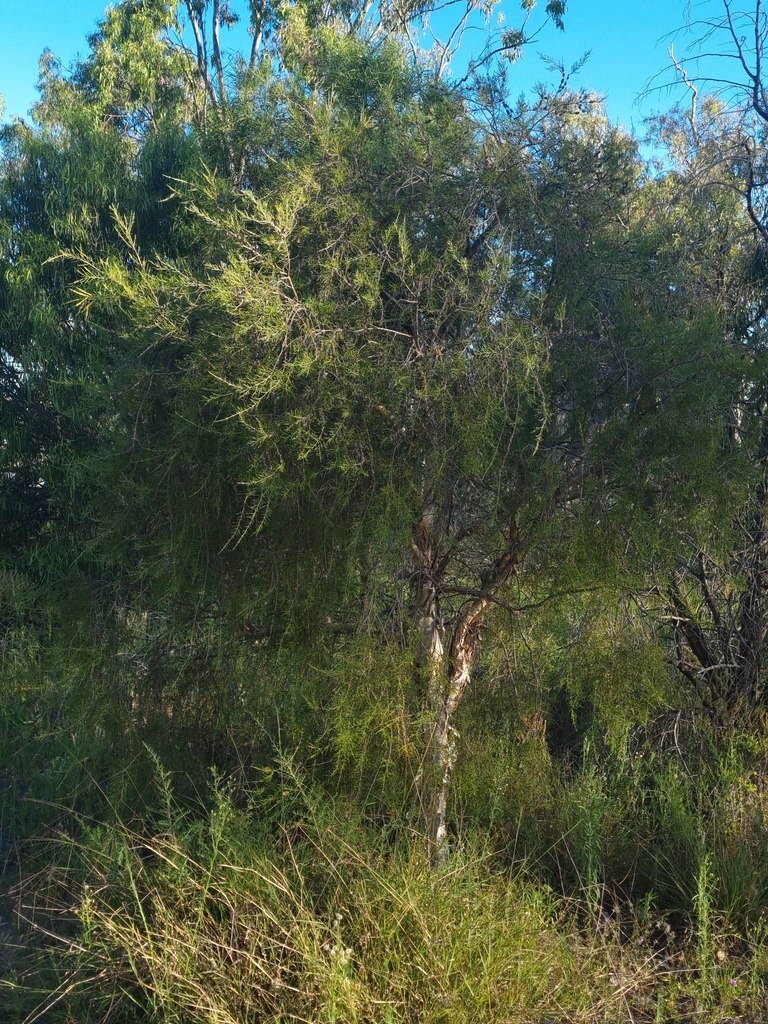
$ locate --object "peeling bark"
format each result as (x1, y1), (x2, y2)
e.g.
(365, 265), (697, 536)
(411, 512), (522, 866)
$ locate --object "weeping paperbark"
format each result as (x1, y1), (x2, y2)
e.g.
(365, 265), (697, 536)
(411, 511), (522, 865)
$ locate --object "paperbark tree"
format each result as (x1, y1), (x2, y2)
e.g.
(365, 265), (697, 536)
(2, 0), (752, 862)
(74, 67), (745, 858)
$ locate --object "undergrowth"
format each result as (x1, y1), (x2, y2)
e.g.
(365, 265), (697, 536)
(2, 750), (768, 1024)
(5, 672), (768, 1023)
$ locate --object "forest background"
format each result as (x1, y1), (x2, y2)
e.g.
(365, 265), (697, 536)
(6, 1), (768, 1021)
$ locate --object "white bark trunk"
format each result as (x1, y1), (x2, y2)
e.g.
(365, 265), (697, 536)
(412, 513), (522, 866)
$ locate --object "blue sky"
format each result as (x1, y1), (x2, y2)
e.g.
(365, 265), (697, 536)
(0, 0), (709, 134)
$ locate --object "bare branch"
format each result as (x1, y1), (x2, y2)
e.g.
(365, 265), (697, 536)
(185, 0), (218, 106)
(668, 577), (717, 671)
(723, 0), (757, 84)
(668, 43), (700, 146)
(211, 0), (229, 106)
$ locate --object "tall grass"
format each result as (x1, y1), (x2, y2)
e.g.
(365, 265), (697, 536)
(7, 665), (768, 1023)
(4, 755), (766, 1024)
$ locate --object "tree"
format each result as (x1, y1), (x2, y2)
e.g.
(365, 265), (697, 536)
(70, 64), (746, 861)
(637, 3), (768, 718)
(1, 0), (750, 864)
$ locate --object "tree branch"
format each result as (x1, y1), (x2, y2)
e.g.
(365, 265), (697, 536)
(185, 0), (218, 106)
(211, 0), (229, 106)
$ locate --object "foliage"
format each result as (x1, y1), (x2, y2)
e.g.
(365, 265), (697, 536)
(5, 0), (768, 1018)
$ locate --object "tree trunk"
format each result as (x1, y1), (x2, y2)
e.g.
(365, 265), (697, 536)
(411, 512), (522, 865)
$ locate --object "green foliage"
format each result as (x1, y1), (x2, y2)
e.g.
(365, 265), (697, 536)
(6, 2), (768, 1018)
(329, 638), (418, 814)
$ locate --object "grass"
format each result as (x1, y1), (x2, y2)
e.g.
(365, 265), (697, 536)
(2, 758), (768, 1024)
(5, 673), (768, 1023)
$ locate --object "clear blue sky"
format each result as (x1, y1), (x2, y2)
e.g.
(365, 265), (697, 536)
(0, 0), (710, 133)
